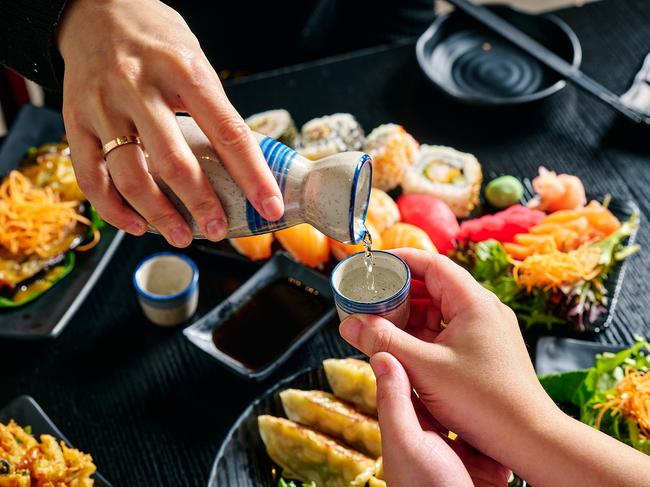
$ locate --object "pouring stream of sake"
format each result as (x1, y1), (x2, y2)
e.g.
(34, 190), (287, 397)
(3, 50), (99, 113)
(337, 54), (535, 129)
(362, 229), (377, 296)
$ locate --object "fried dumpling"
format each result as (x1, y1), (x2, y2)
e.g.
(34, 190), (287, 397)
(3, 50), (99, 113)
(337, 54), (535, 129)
(258, 415), (375, 487)
(280, 389), (381, 458)
(368, 457), (386, 487)
(323, 359), (377, 416)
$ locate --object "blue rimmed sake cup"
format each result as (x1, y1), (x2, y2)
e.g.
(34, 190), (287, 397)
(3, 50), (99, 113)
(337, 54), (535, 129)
(133, 252), (199, 327)
(330, 250), (411, 329)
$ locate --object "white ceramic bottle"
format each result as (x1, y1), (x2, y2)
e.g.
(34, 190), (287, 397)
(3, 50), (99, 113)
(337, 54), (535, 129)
(162, 116), (372, 244)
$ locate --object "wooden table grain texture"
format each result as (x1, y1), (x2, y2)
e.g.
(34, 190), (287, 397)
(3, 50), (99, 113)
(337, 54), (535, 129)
(2, 1), (649, 485)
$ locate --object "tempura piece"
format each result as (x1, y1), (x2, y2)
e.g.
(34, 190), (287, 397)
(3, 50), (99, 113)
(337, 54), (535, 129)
(0, 420), (96, 486)
(323, 358), (377, 416)
(280, 389), (381, 458)
(258, 415), (375, 487)
(363, 124), (419, 191)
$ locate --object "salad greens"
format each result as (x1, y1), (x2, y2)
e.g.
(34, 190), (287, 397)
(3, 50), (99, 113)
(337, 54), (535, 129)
(453, 240), (565, 328)
(278, 479), (316, 487)
(539, 339), (650, 454)
(452, 212), (638, 331)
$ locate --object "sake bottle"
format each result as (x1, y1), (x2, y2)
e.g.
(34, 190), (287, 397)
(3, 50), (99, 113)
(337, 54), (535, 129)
(162, 116), (372, 244)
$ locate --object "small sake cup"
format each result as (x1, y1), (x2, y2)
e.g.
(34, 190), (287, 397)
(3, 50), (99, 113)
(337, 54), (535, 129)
(133, 252), (199, 327)
(331, 250), (411, 329)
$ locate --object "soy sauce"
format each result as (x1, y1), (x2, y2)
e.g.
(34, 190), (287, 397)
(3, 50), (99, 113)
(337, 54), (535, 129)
(212, 277), (327, 370)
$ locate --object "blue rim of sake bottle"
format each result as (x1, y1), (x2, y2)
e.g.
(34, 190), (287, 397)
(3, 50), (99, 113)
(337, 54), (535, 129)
(348, 154), (373, 244)
(331, 251), (411, 315)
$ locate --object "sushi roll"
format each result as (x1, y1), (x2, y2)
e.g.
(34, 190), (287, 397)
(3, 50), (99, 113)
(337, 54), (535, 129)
(363, 124), (419, 191)
(245, 109), (298, 148)
(402, 145), (482, 218)
(299, 113), (365, 160)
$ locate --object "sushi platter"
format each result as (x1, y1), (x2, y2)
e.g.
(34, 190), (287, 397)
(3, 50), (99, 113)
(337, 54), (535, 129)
(204, 109), (640, 336)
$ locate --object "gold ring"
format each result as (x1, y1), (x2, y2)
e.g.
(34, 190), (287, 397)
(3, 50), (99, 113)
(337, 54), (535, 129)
(102, 135), (141, 159)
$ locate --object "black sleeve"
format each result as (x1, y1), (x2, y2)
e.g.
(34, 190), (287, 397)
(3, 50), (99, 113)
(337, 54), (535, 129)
(0, 0), (69, 91)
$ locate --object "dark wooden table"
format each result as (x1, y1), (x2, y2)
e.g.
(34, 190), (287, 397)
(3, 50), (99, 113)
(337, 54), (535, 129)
(3, 1), (650, 485)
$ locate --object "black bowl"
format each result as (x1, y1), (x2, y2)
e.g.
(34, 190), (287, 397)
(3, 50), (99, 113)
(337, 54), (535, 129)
(416, 5), (581, 105)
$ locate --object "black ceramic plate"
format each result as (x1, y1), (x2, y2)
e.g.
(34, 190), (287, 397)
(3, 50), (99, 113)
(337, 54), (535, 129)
(209, 361), (528, 487)
(0, 105), (124, 339)
(208, 362), (334, 487)
(416, 5), (581, 105)
(0, 395), (112, 486)
(184, 252), (336, 380)
(535, 337), (625, 375)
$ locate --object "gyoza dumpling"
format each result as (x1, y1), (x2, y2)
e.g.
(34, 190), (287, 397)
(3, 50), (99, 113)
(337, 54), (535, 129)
(368, 457), (386, 487)
(258, 415), (375, 487)
(323, 359), (377, 416)
(280, 389), (381, 458)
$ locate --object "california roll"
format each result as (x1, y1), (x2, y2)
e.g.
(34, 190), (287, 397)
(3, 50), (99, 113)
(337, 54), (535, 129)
(245, 109), (298, 148)
(402, 145), (482, 217)
(298, 113), (364, 160)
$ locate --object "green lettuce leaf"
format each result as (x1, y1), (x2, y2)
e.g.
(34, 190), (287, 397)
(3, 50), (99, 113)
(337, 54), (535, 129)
(538, 370), (590, 406)
(473, 240), (510, 281)
(539, 338), (650, 453)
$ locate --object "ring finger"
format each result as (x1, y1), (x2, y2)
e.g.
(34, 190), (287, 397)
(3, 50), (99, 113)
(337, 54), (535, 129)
(98, 119), (192, 247)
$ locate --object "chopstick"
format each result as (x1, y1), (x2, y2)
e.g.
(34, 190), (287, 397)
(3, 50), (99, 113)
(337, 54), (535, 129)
(445, 0), (650, 126)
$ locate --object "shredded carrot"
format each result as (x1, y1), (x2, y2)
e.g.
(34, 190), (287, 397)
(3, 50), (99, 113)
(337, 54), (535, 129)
(76, 228), (100, 252)
(0, 170), (91, 257)
(512, 245), (601, 292)
(593, 367), (650, 440)
(505, 201), (621, 259)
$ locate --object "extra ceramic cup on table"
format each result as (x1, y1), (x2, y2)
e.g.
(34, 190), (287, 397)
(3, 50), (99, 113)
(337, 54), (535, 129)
(133, 252), (199, 327)
(330, 250), (411, 329)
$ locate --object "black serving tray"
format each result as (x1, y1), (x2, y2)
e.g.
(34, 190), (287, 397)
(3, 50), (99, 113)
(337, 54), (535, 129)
(535, 336), (626, 375)
(0, 105), (124, 339)
(0, 395), (113, 486)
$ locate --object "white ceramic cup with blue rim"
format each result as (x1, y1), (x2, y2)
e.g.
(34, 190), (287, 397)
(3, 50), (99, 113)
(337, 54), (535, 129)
(330, 250), (411, 329)
(133, 252), (199, 327)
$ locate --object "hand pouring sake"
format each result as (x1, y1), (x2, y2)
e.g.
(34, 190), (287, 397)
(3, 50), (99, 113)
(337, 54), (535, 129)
(158, 116), (372, 244)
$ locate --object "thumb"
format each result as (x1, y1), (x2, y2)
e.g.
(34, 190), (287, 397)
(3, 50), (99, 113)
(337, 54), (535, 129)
(340, 313), (434, 368)
(371, 352), (423, 444)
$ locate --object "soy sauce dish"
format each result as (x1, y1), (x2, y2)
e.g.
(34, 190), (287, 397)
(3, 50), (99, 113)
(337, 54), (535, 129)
(416, 5), (581, 105)
(184, 252), (336, 380)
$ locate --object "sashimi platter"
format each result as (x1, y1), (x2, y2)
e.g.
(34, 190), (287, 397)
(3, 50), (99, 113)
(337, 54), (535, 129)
(230, 110), (640, 334)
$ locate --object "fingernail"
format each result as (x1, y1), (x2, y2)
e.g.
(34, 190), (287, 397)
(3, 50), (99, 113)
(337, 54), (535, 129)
(370, 355), (390, 378)
(171, 226), (191, 247)
(261, 195), (284, 221)
(205, 218), (226, 241)
(127, 222), (146, 236)
(339, 316), (362, 344)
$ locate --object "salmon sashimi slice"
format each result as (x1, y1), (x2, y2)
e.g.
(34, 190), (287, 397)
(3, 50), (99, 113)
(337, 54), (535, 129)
(381, 223), (437, 253)
(229, 234), (274, 261)
(275, 224), (330, 269)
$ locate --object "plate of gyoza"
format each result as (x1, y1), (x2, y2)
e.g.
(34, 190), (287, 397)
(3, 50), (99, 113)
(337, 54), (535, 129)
(209, 357), (525, 487)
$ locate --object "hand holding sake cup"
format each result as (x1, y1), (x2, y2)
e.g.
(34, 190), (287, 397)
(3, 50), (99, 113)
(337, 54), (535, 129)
(331, 250), (411, 330)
